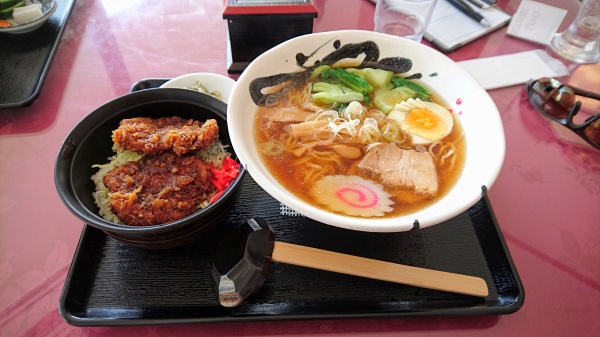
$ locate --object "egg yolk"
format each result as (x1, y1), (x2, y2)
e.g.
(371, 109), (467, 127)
(402, 108), (448, 141)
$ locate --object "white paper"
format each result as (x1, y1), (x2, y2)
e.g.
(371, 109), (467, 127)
(506, 1), (567, 45)
(457, 50), (569, 90)
(424, 0), (512, 51)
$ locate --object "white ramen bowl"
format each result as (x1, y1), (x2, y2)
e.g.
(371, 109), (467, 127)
(160, 73), (236, 103)
(227, 30), (505, 232)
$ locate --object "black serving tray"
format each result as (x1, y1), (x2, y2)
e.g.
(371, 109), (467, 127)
(0, 0), (76, 108)
(58, 79), (524, 326)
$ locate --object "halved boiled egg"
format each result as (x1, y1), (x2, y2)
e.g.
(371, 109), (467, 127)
(387, 98), (454, 145)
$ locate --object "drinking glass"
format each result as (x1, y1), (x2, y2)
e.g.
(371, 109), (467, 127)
(550, 0), (600, 64)
(374, 0), (437, 43)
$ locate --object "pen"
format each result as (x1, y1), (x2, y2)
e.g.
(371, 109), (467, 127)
(465, 0), (490, 9)
(446, 0), (491, 27)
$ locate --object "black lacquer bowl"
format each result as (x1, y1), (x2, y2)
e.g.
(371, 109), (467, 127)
(54, 88), (246, 249)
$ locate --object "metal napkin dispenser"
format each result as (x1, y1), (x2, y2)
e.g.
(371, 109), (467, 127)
(223, 0), (318, 74)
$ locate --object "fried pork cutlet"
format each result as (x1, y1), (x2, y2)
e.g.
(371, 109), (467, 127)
(112, 116), (219, 156)
(102, 151), (216, 226)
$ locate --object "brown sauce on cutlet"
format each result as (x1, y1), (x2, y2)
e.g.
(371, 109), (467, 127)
(103, 152), (216, 226)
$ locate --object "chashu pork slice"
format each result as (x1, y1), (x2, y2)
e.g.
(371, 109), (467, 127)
(358, 143), (439, 195)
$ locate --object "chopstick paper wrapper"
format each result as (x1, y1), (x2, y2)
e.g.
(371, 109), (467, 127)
(457, 50), (569, 90)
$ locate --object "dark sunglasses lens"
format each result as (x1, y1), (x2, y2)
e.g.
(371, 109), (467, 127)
(584, 119), (600, 147)
(530, 80), (576, 120)
(529, 78), (600, 150)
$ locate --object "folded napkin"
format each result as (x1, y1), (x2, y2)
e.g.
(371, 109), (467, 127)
(506, 1), (567, 45)
(457, 49), (569, 90)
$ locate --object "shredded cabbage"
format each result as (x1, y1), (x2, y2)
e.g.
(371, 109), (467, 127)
(196, 140), (231, 169)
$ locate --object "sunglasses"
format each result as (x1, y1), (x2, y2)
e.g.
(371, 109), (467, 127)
(526, 77), (600, 150)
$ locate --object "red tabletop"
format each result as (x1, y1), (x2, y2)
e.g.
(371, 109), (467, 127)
(1, 0), (599, 336)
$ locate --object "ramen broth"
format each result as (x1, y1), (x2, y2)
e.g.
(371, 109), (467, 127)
(253, 74), (466, 219)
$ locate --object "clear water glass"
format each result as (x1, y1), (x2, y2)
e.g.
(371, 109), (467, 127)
(550, 0), (600, 64)
(374, 0), (438, 43)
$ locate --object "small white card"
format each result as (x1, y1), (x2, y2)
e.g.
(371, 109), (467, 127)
(457, 50), (569, 90)
(506, 0), (567, 45)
